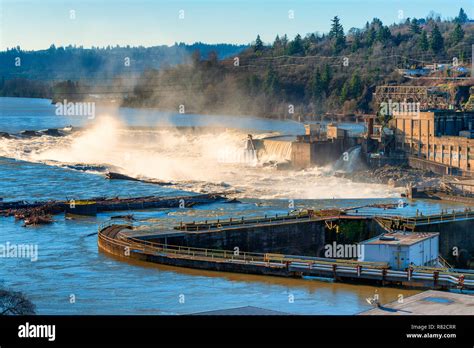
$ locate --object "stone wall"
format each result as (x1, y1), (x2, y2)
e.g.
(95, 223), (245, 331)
(147, 218), (378, 258)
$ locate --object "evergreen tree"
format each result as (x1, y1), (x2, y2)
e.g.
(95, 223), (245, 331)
(394, 32), (403, 46)
(308, 33), (317, 44)
(418, 30), (429, 51)
(430, 24), (444, 53)
(311, 68), (323, 99)
(451, 23), (465, 44)
(329, 16), (343, 38)
(351, 35), (361, 52)
(370, 18), (383, 29)
(349, 71), (362, 98)
(273, 35), (281, 49)
(281, 34), (288, 47)
(410, 18), (421, 34)
(340, 82), (349, 103)
(273, 35), (283, 55)
(329, 16), (346, 53)
(321, 65), (332, 93)
(254, 35), (264, 53)
(366, 27), (376, 46)
(376, 26), (392, 44)
(288, 34), (304, 55)
(455, 8), (468, 24)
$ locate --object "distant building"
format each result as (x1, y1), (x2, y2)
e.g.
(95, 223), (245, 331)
(391, 110), (474, 175)
(327, 123), (347, 140)
(359, 232), (439, 270)
(397, 68), (430, 77)
(291, 123), (356, 169)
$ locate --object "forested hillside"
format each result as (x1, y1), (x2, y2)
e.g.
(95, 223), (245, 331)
(2, 9), (473, 120)
(125, 8), (473, 118)
(0, 42), (247, 98)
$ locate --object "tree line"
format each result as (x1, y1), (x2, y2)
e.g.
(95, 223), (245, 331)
(125, 8), (472, 118)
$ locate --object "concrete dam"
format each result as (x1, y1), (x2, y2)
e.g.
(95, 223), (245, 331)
(252, 123), (359, 169)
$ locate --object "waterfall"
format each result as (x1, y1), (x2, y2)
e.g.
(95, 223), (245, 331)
(260, 139), (292, 162)
(217, 138), (258, 165)
(334, 145), (363, 172)
(217, 147), (257, 164)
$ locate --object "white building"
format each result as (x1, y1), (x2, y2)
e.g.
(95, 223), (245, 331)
(358, 232), (439, 270)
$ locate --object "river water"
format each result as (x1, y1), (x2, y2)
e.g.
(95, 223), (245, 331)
(0, 97), (465, 314)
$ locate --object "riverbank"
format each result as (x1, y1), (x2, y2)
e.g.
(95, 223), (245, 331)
(338, 165), (442, 189)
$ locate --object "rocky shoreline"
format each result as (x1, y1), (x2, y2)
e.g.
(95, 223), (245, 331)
(337, 165), (442, 189)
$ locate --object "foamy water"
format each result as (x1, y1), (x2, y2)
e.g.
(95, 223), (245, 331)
(0, 116), (400, 199)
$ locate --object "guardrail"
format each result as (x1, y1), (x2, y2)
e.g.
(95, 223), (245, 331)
(174, 212), (318, 231)
(373, 209), (474, 228)
(97, 223), (474, 289)
(173, 211), (365, 232)
(99, 222), (387, 268)
(402, 210), (474, 225)
(98, 219), (122, 231)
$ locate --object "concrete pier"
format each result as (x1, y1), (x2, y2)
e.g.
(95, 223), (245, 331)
(97, 212), (474, 290)
(360, 290), (474, 315)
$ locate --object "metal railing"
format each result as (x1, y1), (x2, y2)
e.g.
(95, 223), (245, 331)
(174, 211), (319, 231)
(397, 210), (474, 226)
(98, 223), (474, 289)
(99, 222), (387, 268)
(98, 220), (120, 231)
(172, 210), (362, 232)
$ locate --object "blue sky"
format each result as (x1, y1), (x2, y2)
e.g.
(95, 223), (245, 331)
(1, 0), (473, 50)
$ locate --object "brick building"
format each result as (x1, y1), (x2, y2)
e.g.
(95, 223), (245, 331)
(391, 110), (474, 176)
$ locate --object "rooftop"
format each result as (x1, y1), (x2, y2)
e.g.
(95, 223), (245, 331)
(360, 290), (474, 315)
(361, 232), (439, 246)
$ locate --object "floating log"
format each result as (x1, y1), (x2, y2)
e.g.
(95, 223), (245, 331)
(111, 214), (135, 220)
(24, 215), (53, 226)
(105, 172), (173, 186)
(0, 193), (228, 221)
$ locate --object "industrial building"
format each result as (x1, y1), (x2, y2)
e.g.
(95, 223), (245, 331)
(391, 110), (474, 175)
(359, 232), (439, 270)
(362, 84), (474, 176)
(290, 123), (357, 169)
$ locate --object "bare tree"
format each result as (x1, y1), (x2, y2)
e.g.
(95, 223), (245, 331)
(0, 289), (36, 315)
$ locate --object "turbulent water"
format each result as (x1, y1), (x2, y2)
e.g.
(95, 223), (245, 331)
(2, 97), (465, 315)
(334, 146), (365, 173)
(0, 114), (399, 199)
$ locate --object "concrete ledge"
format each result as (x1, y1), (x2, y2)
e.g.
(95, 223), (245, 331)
(360, 290), (474, 315)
